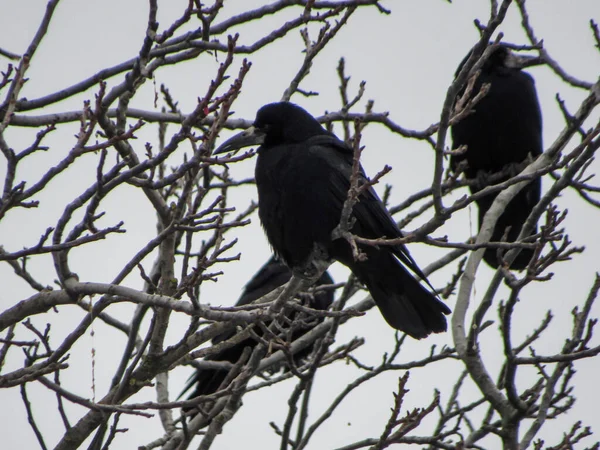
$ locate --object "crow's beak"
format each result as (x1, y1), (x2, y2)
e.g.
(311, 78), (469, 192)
(505, 51), (543, 70)
(213, 126), (266, 155)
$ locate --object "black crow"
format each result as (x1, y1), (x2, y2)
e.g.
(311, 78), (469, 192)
(182, 256), (334, 404)
(214, 102), (450, 338)
(450, 44), (543, 270)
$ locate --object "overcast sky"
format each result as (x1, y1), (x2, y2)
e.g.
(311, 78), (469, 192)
(1, 1), (599, 449)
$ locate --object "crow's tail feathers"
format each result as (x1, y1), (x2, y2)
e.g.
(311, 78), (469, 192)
(181, 366), (227, 403)
(478, 194), (538, 271)
(482, 241), (536, 271)
(349, 251), (451, 339)
(179, 350), (242, 418)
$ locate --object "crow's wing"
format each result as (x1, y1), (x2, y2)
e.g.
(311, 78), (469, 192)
(306, 136), (431, 285)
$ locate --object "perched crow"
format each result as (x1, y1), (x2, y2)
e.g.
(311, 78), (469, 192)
(450, 44), (543, 270)
(214, 102), (450, 338)
(182, 256), (334, 404)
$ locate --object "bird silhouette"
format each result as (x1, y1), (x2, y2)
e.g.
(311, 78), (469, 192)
(451, 44), (543, 270)
(181, 256), (334, 411)
(214, 102), (450, 338)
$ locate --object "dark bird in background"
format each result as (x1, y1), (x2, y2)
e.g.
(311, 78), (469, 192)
(182, 256), (334, 404)
(214, 102), (450, 338)
(450, 44), (543, 270)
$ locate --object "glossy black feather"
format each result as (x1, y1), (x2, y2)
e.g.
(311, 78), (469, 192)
(253, 102), (450, 338)
(182, 256), (334, 404)
(450, 45), (543, 270)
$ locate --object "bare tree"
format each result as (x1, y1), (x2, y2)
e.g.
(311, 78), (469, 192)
(1, 1), (599, 449)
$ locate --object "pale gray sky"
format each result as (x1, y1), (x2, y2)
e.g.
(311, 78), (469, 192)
(1, 1), (599, 449)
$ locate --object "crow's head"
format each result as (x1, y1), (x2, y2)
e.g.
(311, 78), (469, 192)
(213, 102), (327, 155)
